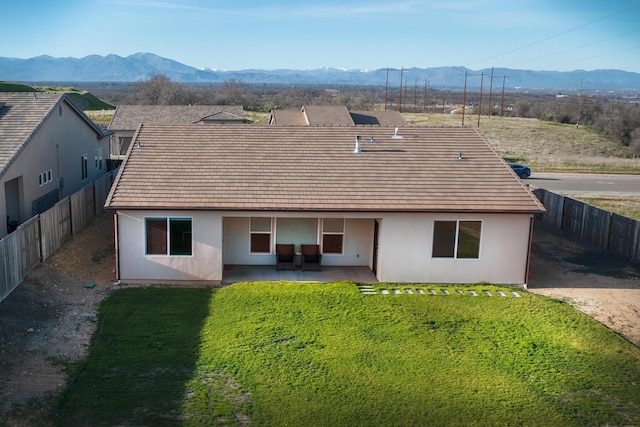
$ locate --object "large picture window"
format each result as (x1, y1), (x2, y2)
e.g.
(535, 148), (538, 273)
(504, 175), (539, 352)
(322, 218), (344, 254)
(145, 217), (192, 256)
(432, 220), (481, 259)
(250, 217), (272, 253)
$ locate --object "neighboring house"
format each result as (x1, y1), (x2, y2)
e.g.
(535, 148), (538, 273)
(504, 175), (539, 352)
(105, 125), (545, 285)
(269, 105), (406, 127)
(0, 92), (110, 238)
(107, 105), (245, 161)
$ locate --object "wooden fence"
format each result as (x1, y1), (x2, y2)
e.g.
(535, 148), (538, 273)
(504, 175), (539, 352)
(533, 188), (640, 264)
(0, 170), (117, 302)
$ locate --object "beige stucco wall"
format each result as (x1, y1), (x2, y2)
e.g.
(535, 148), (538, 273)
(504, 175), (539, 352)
(1, 100), (108, 237)
(377, 212), (533, 285)
(223, 215), (373, 267)
(116, 210), (222, 284)
(114, 209), (533, 285)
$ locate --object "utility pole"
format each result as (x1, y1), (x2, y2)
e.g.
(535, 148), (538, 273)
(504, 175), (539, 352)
(462, 71), (468, 126)
(404, 79), (408, 112)
(423, 78), (428, 113)
(442, 85), (446, 113)
(487, 67), (494, 117)
(477, 72), (484, 127)
(384, 68), (389, 111)
(413, 77), (418, 113)
(398, 67), (403, 113)
(500, 75), (506, 118)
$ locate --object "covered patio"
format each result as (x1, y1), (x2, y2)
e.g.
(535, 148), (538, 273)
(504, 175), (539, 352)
(222, 265), (378, 285)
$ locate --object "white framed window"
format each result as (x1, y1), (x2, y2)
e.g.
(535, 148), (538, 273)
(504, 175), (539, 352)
(250, 217), (272, 254)
(145, 217), (193, 256)
(432, 220), (482, 259)
(95, 147), (103, 170)
(38, 169), (53, 187)
(81, 154), (88, 180)
(322, 218), (344, 254)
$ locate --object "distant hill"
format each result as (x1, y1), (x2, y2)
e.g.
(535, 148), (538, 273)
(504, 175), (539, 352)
(1, 53), (639, 91)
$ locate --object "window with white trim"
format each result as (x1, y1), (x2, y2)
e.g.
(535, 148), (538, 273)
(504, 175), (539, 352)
(81, 154), (88, 180)
(145, 217), (193, 256)
(250, 217), (272, 253)
(38, 169), (52, 187)
(95, 147), (103, 170)
(432, 220), (481, 259)
(322, 218), (344, 254)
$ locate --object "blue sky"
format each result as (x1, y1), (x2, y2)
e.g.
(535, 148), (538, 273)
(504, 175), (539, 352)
(2, 0), (640, 72)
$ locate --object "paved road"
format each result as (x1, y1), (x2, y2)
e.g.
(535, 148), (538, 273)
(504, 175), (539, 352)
(527, 172), (640, 196)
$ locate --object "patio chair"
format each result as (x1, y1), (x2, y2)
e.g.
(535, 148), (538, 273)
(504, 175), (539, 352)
(301, 244), (322, 271)
(275, 244), (296, 270)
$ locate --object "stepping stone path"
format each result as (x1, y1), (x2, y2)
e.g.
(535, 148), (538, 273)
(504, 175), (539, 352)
(357, 284), (524, 298)
(357, 285), (377, 295)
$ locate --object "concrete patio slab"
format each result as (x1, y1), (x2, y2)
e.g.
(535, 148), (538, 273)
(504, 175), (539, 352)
(222, 265), (378, 284)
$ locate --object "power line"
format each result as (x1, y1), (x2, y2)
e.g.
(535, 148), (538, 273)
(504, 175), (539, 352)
(536, 44), (640, 69)
(505, 28), (640, 68)
(465, 2), (640, 68)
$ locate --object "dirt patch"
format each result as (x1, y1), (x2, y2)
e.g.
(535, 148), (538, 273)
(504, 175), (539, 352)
(0, 212), (117, 424)
(528, 220), (640, 345)
(0, 213), (639, 425)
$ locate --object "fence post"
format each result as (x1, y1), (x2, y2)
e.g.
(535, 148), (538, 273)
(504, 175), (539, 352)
(632, 220), (640, 264)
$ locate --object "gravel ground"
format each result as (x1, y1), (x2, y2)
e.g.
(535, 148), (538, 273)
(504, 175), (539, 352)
(0, 212), (639, 426)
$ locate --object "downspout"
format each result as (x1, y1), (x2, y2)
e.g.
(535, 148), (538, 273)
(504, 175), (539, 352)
(113, 212), (120, 283)
(523, 215), (534, 289)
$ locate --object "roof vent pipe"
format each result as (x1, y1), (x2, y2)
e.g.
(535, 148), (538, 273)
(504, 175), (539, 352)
(353, 135), (362, 154)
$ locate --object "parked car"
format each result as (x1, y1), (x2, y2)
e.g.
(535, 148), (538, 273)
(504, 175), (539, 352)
(508, 163), (531, 179)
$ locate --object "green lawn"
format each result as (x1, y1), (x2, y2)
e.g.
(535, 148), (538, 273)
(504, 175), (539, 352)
(54, 283), (640, 426)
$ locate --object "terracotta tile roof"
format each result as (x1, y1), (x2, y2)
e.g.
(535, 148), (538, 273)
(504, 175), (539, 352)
(106, 125), (545, 214)
(302, 105), (354, 126)
(270, 109), (308, 125)
(0, 92), (104, 179)
(270, 106), (406, 127)
(108, 105), (245, 130)
(350, 110), (406, 126)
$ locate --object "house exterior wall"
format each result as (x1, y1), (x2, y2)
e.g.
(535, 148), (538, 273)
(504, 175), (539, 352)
(114, 209), (533, 285)
(116, 210), (222, 284)
(0, 100), (108, 237)
(109, 130), (134, 159)
(222, 215), (373, 267)
(377, 212), (533, 285)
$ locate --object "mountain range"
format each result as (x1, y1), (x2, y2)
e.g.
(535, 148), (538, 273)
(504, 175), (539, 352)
(1, 52), (639, 92)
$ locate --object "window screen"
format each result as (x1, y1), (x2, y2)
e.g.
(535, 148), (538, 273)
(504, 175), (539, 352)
(145, 217), (192, 256)
(250, 217), (272, 253)
(432, 220), (481, 259)
(146, 218), (168, 255)
(322, 218), (344, 254)
(170, 219), (192, 255)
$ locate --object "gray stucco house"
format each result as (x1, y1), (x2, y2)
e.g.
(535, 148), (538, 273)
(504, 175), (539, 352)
(0, 92), (110, 237)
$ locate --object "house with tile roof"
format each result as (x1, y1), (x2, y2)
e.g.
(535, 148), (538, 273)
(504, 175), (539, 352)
(269, 105), (406, 127)
(0, 92), (110, 238)
(105, 125), (544, 285)
(108, 104), (245, 161)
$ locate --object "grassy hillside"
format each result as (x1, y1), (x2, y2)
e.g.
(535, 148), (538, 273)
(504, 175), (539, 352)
(403, 113), (639, 174)
(1, 82), (115, 111)
(0, 81), (35, 91)
(35, 86), (115, 111)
